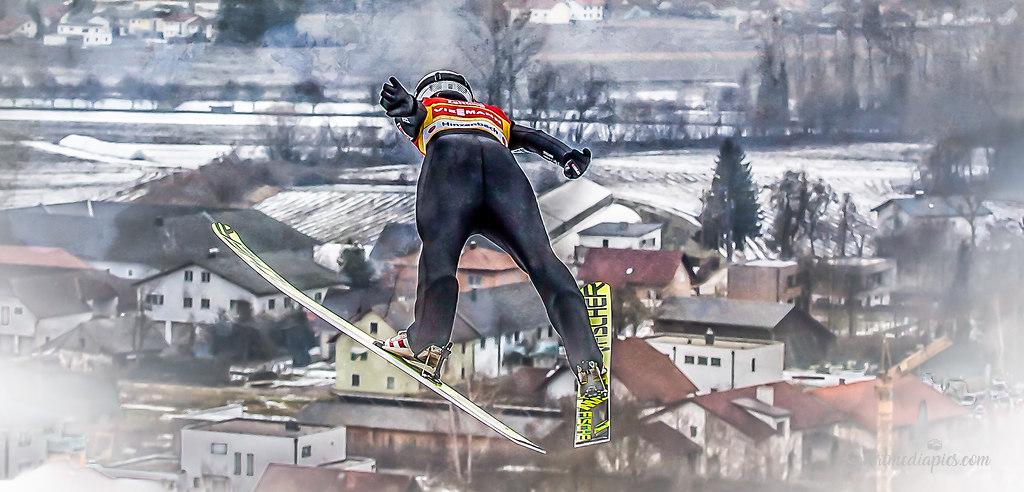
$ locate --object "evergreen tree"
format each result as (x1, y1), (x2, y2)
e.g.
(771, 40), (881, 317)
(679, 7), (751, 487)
(339, 245), (375, 288)
(698, 138), (761, 260)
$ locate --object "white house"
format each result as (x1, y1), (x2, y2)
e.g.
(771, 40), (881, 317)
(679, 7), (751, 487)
(55, 14), (113, 47)
(578, 222), (663, 250)
(0, 405), (64, 480)
(513, 0), (607, 24)
(0, 16), (38, 40)
(135, 250), (340, 325)
(644, 332), (785, 394)
(161, 12), (204, 40)
(181, 419), (347, 492)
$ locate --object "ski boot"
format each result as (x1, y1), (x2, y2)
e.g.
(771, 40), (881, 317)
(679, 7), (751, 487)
(576, 360), (608, 399)
(375, 331), (452, 382)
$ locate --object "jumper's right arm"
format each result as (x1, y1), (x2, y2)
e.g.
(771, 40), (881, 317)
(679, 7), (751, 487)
(379, 77), (426, 140)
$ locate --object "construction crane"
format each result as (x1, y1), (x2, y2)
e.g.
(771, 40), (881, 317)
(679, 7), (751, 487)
(876, 335), (953, 492)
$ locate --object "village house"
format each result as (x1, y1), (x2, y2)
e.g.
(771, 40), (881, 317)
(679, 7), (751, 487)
(872, 194), (992, 252)
(812, 374), (969, 459)
(577, 247), (692, 309)
(317, 288), (474, 396)
(180, 419), (353, 492)
(0, 16), (37, 40)
(133, 249), (339, 325)
(41, 314), (169, 372)
(811, 257), (900, 335)
(161, 11), (205, 40)
(0, 246), (135, 355)
(655, 296), (836, 368)
(295, 394), (560, 472)
(646, 381), (846, 481)
(577, 221), (663, 251)
(50, 13), (112, 47)
(455, 281), (561, 378)
(644, 332), (785, 394)
(535, 336), (700, 405)
(510, 0), (607, 24)
(727, 259), (802, 304)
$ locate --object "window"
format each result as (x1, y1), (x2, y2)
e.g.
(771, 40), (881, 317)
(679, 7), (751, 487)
(480, 338), (486, 349)
(301, 445), (311, 458)
(536, 328), (542, 339)
(514, 331), (520, 342)
(710, 357), (721, 367)
(184, 271), (193, 282)
(351, 374), (360, 386)
(284, 298), (292, 309)
(1, 306), (8, 326)
(183, 297), (193, 308)
(17, 432), (31, 446)
(461, 343), (466, 354)
(315, 292), (322, 302)
(211, 443), (227, 455)
(350, 352), (368, 361)
(246, 453), (254, 476)
(602, 239), (609, 247)
(461, 367), (466, 380)
(13, 307), (21, 315)
(369, 322), (378, 335)
(386, 377), (395, 389)
(234, 452), (241, 475)
(751, 358), (756, 372)
(697, 356), (708, 366)
(786, 275), (796, 288)
(468, 275), (482, 287)
(200, 298), (210, 309)
(268, 299), (276, 310)
(201, 272), (211, 283)
(690, 425), (698, 438)
(684, 355), (695, 364)
(145, 294), (164, 306)
(547, 326), (553, 338)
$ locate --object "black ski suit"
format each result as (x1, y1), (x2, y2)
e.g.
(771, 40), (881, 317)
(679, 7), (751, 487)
(384, 90), (603, 369)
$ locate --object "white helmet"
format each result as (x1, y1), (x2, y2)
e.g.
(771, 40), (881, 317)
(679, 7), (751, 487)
(415, 70), (474, 101)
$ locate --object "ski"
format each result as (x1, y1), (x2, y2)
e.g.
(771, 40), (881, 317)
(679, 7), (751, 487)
(211, 222), (545, 454)
(575, 282), (612, 447)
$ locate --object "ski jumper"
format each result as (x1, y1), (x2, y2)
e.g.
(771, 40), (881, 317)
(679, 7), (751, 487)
(395, 97), (604, 369)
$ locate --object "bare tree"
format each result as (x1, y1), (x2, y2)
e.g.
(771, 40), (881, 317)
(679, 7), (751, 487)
(462, 0), (547, 113)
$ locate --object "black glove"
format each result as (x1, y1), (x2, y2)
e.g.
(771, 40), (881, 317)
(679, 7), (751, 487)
(379, 77), (416, 118)
(561, 148), (591, 179)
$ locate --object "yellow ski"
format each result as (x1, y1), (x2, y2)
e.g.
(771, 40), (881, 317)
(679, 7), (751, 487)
(575, 282), (611, 447)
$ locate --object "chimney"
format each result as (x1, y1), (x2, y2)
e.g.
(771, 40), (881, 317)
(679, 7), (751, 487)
(468, 240), (478, 250)
(208, 247), (219, 258)
(755, 385), (774, 406)
(914, 190), (925, 199)
(705, 328), (715, 345)
(285, 421), (300, 432)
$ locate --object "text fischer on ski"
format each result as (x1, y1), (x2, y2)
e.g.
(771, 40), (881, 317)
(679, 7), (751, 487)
(374, 70), (607, 397)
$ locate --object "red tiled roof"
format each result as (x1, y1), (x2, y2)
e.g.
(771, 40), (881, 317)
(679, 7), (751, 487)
(812, 375), (968, 432)
(0, 16), (31, 36)
(578, 248), (684, 288)
(165, 12), (202, 23)
(675, 381), (846, 442)
(459, 245), (520, 272)
(640, 421), (702, 456)
(0, 245), (92, 269)
(613, 337), (698, 404)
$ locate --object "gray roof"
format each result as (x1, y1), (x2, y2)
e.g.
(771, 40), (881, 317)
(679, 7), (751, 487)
(295, 397), (561, 440)
(190, 418), (332, 438)
(579, 222), (662, 238)
(368, 222), (420, 263)
(255, 178), (614, 246)
(150, 250), (342, 296)
(8, 273), (92, 319)
(731, 397), (792, 418)
(46, 315), (169, 355)
(255, 185), (417, 245)
(656, 296), (795, 331)
(0, 201), (318, 270)
(871, 196), (993, 218)
(453, 282), (552, 343)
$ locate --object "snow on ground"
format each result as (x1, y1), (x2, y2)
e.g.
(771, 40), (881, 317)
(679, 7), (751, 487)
(0, 108), (390, 129)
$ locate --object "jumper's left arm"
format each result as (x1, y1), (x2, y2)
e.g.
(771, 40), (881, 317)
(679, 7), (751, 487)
(509, 124), (592, 179)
